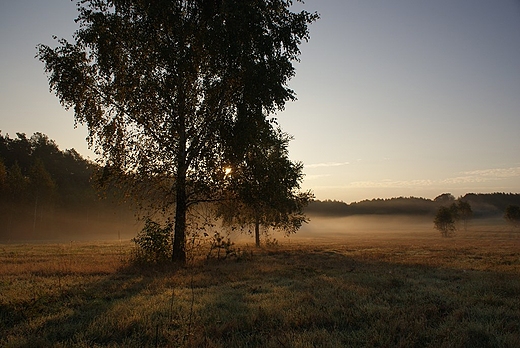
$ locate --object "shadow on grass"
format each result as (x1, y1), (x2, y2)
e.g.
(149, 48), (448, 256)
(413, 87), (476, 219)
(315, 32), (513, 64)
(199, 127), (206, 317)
(185, 248), (520, 347)
(3, 246), (520, 347)
(2, 261), (182, 347)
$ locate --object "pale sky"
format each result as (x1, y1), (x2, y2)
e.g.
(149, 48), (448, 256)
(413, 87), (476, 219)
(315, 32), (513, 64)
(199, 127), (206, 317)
(1, 0), (519, 203)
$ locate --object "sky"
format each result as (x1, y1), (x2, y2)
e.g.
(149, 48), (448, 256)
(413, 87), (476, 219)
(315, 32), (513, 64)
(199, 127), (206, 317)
(1, 0), (519, 203)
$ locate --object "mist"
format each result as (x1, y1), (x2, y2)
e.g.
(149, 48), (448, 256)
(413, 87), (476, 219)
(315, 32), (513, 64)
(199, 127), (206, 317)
(295, 214), (434, 240)
(0, 208), (513, 246)
(0, 204), (142, 242)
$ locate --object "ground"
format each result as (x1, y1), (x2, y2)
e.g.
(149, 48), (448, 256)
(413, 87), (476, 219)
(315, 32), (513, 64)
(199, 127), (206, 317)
(1, 216), (519, 347)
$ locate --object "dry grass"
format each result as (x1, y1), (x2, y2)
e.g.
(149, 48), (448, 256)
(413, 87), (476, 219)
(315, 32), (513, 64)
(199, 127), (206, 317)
(1, 218), (519, 347)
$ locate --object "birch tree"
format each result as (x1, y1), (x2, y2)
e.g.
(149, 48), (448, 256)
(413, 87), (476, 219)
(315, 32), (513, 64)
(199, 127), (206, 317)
(38, 0), (317, 263)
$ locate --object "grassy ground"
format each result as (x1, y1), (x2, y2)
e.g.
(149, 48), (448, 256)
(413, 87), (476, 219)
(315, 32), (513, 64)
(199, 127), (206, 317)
(1, 220), (519, 347)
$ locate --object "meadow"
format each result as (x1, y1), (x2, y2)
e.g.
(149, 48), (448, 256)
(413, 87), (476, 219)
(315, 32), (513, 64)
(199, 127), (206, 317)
(1, 216), (519, 347)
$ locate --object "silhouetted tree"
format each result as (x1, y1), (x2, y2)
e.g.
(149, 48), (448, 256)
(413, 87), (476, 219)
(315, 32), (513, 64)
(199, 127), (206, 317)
(7, 162), (28, 203)
(448, 202), (459, 221)
(4, 162), (28, 234)
(10, 134), (33, 171)
(38, 0), (318, 263)
(0, 157), (6, 193)
(28, 158), (56, 233)
(434, 206), (456, 237)
(457, 199), (473, 231)
(0, 157), (7, 226)
(219, 129), (312, 247)
(434, 193), (456, 204)
(504, 205), (520, 229)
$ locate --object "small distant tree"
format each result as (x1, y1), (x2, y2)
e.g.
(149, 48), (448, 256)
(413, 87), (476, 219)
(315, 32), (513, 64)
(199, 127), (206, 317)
(448, 202), (459, 221)
(434, 206), (456, 237)
(457, 199), (473, 231)
(504, 205), (520, 229)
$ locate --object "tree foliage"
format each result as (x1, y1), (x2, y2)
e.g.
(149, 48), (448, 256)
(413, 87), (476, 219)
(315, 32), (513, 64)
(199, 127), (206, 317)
(433, 199), (473, 237)
(38, 0), (318, 263)
(306, 193), (520, 218)
(0, 131), (135, 240)
(434, 193), (456, 204)
(504, 205), (520, 228)
(457, 199), (473, 231)
(219, 129), (313, 246)
(132, 218), (173, 263)
(434, 206), (456, 237)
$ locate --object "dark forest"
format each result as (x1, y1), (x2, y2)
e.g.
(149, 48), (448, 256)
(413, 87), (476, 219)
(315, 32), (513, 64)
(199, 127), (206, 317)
(0, 132), (138, 240)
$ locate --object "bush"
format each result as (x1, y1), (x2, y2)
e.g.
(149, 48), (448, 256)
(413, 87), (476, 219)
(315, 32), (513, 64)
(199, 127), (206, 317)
(132, 218), (172, 263)
(206, 232), (236, 260)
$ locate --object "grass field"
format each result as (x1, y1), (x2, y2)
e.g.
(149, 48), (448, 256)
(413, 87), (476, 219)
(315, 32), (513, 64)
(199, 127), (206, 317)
(1, 217), (519, 347)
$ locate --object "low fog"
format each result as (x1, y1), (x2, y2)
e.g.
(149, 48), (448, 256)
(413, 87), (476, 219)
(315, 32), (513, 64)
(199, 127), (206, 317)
(0, 207), (511, 244)
(1, 207), (432, 243)
(299, 215), (434, 238)
(0, 204), (142, 242)
(200, 214), (439, 245)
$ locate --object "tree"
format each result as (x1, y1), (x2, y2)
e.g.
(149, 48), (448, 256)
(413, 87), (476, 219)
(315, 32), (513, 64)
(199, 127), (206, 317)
(7, 162), (28, 203)
(4, 162), (28, 234)
(434, 206), (456, 237)
(504, 205), (520, 229)
(0, 158), (7, 225)
(38, 0), (318, 263)
(0, 157), (6, 193)
(219, 128), (313, 247)
(457, 199), (472, 231)
(434, 193), (455, 204)
(28, 158), (56, 233)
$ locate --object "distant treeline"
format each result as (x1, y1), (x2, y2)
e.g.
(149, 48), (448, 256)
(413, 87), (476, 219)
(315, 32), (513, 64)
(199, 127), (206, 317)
(2, 132), (518, 240)
(0, 132), (137, 240)
(306, 193), (520, 218)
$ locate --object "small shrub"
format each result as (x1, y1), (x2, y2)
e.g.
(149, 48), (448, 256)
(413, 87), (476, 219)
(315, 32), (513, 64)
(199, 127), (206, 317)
(264, 231), (279, 248)
(206, 232), (236, 260)
(132, 218), (172, 263)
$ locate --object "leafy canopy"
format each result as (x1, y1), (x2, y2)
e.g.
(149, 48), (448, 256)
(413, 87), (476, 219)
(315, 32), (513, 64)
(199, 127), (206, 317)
(219, 128), (313, 245)
(38, 0), (318, 262)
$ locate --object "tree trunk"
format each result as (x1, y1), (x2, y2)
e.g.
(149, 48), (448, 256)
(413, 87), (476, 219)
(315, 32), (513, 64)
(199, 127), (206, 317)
(172, 181), (187, 263)
(172, 112), (188, 264)
(255, 219), (260, 247)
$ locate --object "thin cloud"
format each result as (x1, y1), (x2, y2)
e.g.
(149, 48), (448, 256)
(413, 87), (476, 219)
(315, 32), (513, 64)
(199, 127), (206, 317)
(305, 174), (331, 180)
(305, 161), (350, 168)
(320, 167), (520, 189)
(461, 167), (520, 178)
(442, 167), (520, 185)
(348, 179), (434, 188)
